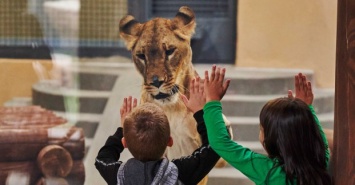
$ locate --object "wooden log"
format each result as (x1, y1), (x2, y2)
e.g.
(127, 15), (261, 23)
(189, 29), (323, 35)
(66, 161), (85, 185)
(0, 116), (66, 124)
(0, 120), (67, 129)
(0, 111), (60, 117)
(37, 145), (73, 177)
(61, 140), (85, 159)
(0, 141), (84, 162)
(0, 108), (56, 118)
(0, 106), (45, 114)
(0, 161), (84, 185)
(0, 127), (84, 144)
(0, 111), (56, 118)
(0, 162), (41, 185)
(0, 112), (67, 129)
(0, 127), (85, 162)
(0, 105), (67, 129)
(0, 106), (85, 184)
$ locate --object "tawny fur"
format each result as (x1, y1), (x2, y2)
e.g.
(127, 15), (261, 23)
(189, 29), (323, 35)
(119, 7), (231, 181)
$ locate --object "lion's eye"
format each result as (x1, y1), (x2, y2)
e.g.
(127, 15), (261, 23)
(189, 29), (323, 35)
(166, 48), (175, 56)
(136, 53), (146, 60)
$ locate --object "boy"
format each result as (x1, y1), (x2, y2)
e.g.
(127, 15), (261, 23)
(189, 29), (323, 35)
(95, 77), (221, 185)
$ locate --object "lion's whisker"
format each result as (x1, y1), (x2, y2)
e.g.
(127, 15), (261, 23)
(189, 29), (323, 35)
(177, 73), (200, 78)
(175, 84), (189, 93)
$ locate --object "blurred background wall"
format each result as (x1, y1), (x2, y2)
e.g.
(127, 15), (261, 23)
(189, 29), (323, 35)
(0, 0), (337, 103)
(236, 0), (337, 88)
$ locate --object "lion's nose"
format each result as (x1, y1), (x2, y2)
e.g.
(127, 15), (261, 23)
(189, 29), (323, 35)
(151, 75), (163, 88)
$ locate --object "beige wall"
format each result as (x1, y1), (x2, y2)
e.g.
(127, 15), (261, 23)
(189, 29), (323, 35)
(236, 1), (337, 88)
(0, 59), (53, 105)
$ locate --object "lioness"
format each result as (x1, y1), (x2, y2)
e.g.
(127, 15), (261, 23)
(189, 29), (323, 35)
(119, 6), (231, 181)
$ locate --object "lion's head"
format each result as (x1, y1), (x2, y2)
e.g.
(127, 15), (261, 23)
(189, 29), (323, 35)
(119, 6), (196, 105)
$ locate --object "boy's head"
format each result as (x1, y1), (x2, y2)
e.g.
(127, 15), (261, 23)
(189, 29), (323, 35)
(122, 103), (172, 162)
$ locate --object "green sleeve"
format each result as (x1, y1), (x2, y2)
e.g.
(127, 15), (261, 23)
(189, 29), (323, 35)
(308, 105), (330, 166)
(203, 101), (276, 183)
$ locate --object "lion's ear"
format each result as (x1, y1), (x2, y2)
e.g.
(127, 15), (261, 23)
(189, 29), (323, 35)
(172, 6), (196, 40)
(119, 15), (142, 50)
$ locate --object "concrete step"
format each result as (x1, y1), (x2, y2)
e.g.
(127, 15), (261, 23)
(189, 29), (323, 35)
(31, 60), (134, 114)
(221, 89), (334, 117)
(229, 112), (334, 141)
(194, 64), (314, 95)
(54, 111), (102, 138)
(75, 72), (118, 91)
(3, 97), (32, 107)
(84, 138), (93, 159)
(32, 82), (111, 114)
(64, 67), (120, 91)
(208, 167), (253, 185)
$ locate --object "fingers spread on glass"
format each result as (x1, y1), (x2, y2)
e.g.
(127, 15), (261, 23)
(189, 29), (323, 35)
(204, 65), (230, 102)
(292, 73), (313, 105)
(120, 96), (138, 126)
(182, 77), (206, 113)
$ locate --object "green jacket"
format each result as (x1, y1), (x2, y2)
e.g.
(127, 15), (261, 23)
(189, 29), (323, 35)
(203, 101), (329, 185)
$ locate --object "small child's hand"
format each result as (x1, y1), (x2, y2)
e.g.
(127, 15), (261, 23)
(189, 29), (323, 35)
(288, 73), (313, 105)
(120, 96), (138, 126)
(181, 77), (205, 113)
(204, 65), (230, 102)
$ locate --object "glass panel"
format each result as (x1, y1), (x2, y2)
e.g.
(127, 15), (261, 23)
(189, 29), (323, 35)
(0, 1), (335, 185)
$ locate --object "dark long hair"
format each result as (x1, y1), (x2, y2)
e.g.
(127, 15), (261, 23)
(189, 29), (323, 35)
(260, 98), (331, 185)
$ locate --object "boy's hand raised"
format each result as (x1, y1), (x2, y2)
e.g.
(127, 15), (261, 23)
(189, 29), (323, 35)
(204, 65), (230, 102)
(120, 96), (138, 126)
(288, 73), (314, 105)
(181, 76), (206, 113)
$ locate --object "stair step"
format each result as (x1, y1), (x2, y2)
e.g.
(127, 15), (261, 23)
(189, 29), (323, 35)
(228, 113), (334, 141)
(208, 167), (253, 185)
(3, 97), (32, 107)
(54, 111), (102, 122)
(60, 66), (121, 91)
(194, 65), (314, 95)
(221, 89), (334, 117)
(76, 72), (118, 91)
(54, 111), (101, 138)
(32, 83), (111, 114)
(84, 137), (93, 159)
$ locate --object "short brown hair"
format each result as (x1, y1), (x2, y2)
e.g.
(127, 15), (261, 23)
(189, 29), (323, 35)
(123, 103), (170, 161)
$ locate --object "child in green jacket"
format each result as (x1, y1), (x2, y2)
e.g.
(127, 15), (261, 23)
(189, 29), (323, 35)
(190, 65), (331, 185)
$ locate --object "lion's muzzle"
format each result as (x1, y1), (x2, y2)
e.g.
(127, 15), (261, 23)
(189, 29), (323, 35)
(152, 85), (179, 100)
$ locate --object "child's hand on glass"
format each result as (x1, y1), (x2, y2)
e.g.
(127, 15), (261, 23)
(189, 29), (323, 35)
(288, 73), (314, 105)
(204, 65), (230, 102)
(181, 76), (205, 113)
(120, 96), (138, 127)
